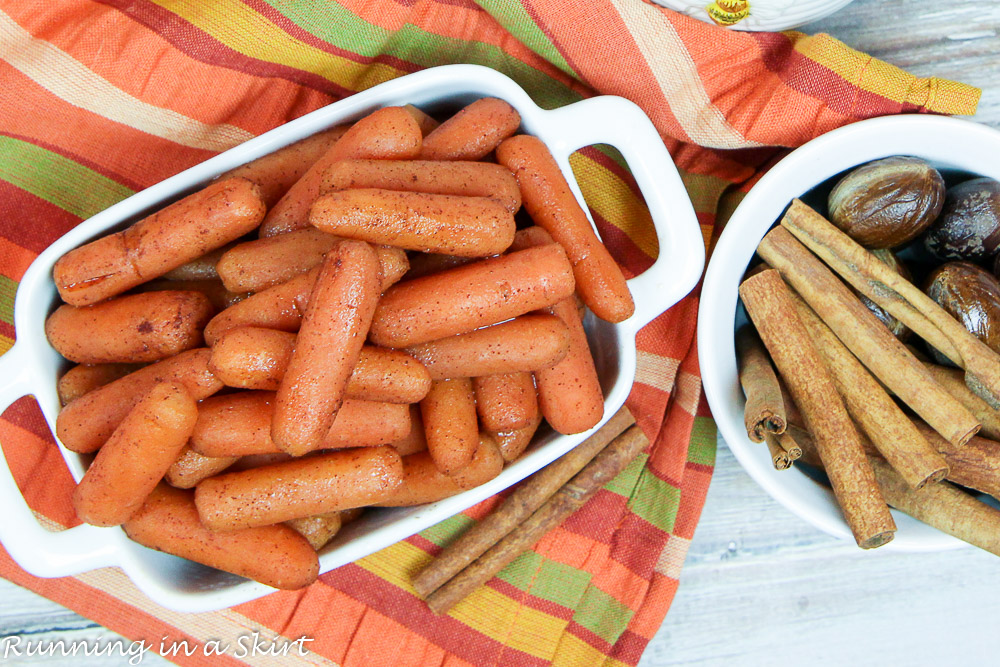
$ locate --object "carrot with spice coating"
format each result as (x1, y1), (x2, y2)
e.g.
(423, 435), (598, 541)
(370, 244), (576, 348)
(497, 135), (634, 323)
(73, 382), (198, 526)
(271, 241), (381, 456)
(420, 98), (520, 161)
(194, 446), (404, 530)
(216, 229), (408, 294)
(165, 446), (237, 489)
(259, 107), (422, 237)
(490, 414), (543, 463)
(474, 372), (538, 433)
(421, 378), (479, 474)
(321, 160), (521, 213)
(56, 348), (222, 454)
(124, 485), (319, 590)
(54, 178), (266, 306)
(310, 189), (515, 257)
(46, 291), (214, 364)
(57, 363), (144, 406)
(406, 314), (570, 379)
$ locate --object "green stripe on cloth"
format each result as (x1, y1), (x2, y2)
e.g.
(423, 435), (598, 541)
(0, 136), (133, 219)
(603, 452), (647, 498)
(572, 585), (634, 644)
(0, 275), (14, 326)
(497, 552), (592, 610)
(688, 416), (718, 467)
(257, 1), (581, 108)
(627, 469), (681, 532)
(419, 513), (474, 547)
(473, 0), (575, 77)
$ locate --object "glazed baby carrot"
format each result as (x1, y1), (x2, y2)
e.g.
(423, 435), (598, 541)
(287, 512), (343, 551)
(162, 245), (230, 281)
(321, 160), (522, 213)
(370, 244), (576, 348)
(73, 382), (198, 526)
(509, 225), (556, 251)
(217, 229), (408, 294)
(272, 241), (381, 456)
(54, 178), (266, 306)
(390, 405), (428, 456)
(190, 391), (409, 457)
(209, 327), (430, 402)
(474, 372), (539, 433)
(218, 125), (349, 207)
(57, 363), (144, 406)
(309, 189), (516, 257)
(490, 413), (543, 462)
(404, 104), (439, 136)
(194, 446), (404, 529)
(535, 296), (605, 434)
(420, 98), (520, 161)
(136, 278), (246, 311)
(260, 107), (422, 237)
(497, 135), (634, 323)
(421, 378), (479, 474)
(123, 484), (319, 590)
(202, 268), (317, 345)
(406, 314), (570, 379)
(164, 446), (238, 489)
(56, 348), (222, 454)
(375, 435), (504, 507)
(46, 291), (214, 364)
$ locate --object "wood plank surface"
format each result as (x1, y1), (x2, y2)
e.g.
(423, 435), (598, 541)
(2, 1), (999, 665)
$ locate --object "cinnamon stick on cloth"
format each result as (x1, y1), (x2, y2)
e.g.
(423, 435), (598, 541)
(757, 225), (979, 449)
(736, 327), (786, 441)
(739, 269), (895, 548)
(781, 199), (1000, 408)
(412, 405), (636, 598)
(870, 458), (1000, 557)
(787, 291), (948, 489)
(424, 424), (649, 615)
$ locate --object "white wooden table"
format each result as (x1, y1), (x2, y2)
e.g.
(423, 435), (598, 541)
(3, 1), (1000, 664)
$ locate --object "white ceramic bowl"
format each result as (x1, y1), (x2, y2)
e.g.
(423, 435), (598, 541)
(649, 0), (855, 31)
(700, 115), (1000, 551)
(0, 64), (703, 612)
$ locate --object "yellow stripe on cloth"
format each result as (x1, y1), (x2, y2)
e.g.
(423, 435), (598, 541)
(607, 0), (764, 150)
(152, 0), (405, 92)
(0, 9), (253, 151)
(356, 540), (430, 595)
(790, 32), (980, 114)
(570, 153), (658, 260)
(551, 632), (632, 667)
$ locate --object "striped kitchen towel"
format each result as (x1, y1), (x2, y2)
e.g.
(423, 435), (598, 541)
(0, 1), (978, 666)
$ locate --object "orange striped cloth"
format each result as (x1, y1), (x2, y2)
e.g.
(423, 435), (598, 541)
(0, 1), (978, 665)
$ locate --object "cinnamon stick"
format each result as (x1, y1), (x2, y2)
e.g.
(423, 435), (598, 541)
(739, 269), (895, 548)
(911, 421), (1000, 501)
(424, 424), (649, 614)
(412, 405), (635, 598)
(757, 226), (979, 448)
(870, 458), (1000, 557)
(777, 430), (802, 462)
(921, 362), (1000, 441)
(788, 291), (948, 489)
(764, 432), (794, 470)
(782, 199), (1000, 408)
(736, 327), (787, 441)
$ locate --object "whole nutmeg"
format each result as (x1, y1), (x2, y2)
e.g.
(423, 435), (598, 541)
(924, 178), (1000, 261)
(828, 156), (945, 249)
(856, 249), (911, 341)
(925, 261), (1000, 356)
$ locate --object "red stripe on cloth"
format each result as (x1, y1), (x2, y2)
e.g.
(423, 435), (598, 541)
(404, 532), (444, 556)
(0, 237), (37, 282)
(0, 321), (14, 343)
(0, 419), (79, 529)
(321, 563), (550, 667)
(609, 513), (670, 580)
(95, 0), (351, 97)
(609, 629), (652, 666)
(0, 181), (82, 255)
(751, 32), (910, 119)
(560, 488), (630, 544)
(486, 576), (575, 621)
(591, 212), (655, 276)
(577, 146), (645, 202)
(1, 396), (55, 446)
(565, 618), (614, 655)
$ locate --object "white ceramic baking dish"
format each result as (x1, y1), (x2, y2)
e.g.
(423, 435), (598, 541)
(0, 64), (703, 612)
(699, 115), (1000, 552)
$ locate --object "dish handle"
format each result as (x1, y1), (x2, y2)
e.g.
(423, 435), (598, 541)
(0, 345), (119, 577)
(539, 96), (705, 331)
